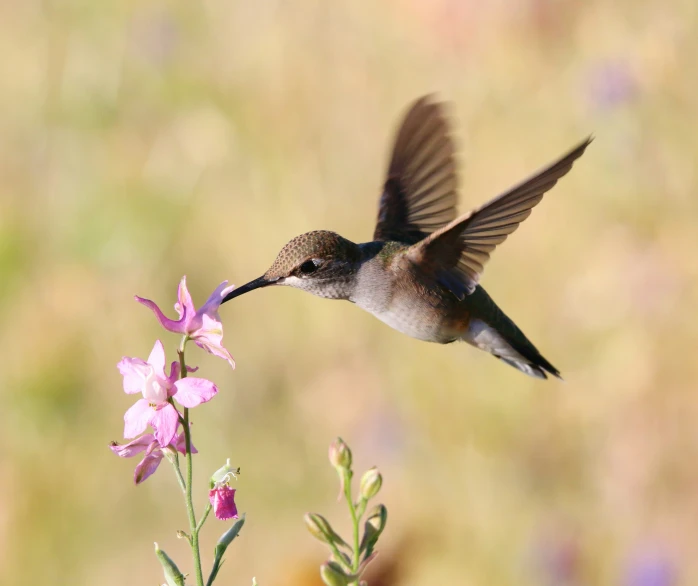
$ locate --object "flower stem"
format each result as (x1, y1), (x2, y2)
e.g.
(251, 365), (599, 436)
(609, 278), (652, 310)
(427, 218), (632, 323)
(343, 470), (361, 584)
(196, 503), (212, 533)
(171, 453), (187, 495)
(178, 342), (205, 586)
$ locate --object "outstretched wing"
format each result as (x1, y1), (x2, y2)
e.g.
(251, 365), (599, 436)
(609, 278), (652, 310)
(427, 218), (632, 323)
(373, 95), (459, 244)
(406, 137), (592, 298)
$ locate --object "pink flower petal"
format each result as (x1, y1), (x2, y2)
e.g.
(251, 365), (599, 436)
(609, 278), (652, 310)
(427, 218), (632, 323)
(147, 340), (167, 377)
(221, 283), (235, 300)
(141, 372), (169, 404)
(151, 403), (179, 447)
(135, 296), (188, 334)
(117, 357), (150, 394)
(195, 281), (230, 324)
(192, 314), (235, 368)
(195, 339), (236, 368)
(110, 434), (155, 458)
(137, 276), (235, 367)
(124, 399), (154, 438)
(209, 486), (238, 520)
(173, 377), (218, 408)
(166, 360), (182, 386)
(175, 276), (196, 325)
(195, 313), (223, 339)
(173, 429), (197, 454)
(135, 451), (164, 484)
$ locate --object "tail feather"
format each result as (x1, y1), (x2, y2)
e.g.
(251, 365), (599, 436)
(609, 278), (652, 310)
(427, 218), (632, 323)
(464, 287), (561, 380)
(495, 354), (560, 380)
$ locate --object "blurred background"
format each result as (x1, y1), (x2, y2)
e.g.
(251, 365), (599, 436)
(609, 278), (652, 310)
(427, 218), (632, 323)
(1, 0), (697, 584)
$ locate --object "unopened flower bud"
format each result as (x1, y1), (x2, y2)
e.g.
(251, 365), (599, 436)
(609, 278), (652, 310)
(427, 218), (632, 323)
(154, 542), (186, 586)
(366, 504), (387, 533)
(214, 514), (246, 557)
(328, 438), (352, 470)
(208, 514), (246, 585)
(359, 467), (382, 500)
(304, 513), (348, 547)
(320, 561), (352, 586)
(359, 504), (387, 555)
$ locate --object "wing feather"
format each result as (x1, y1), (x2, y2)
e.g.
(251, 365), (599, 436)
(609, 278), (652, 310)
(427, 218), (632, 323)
(406, 137), (592, 298)
(374, 96), (459, 244)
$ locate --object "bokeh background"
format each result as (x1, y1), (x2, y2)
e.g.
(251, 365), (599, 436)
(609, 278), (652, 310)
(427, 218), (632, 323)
(2, 0), (697, 584)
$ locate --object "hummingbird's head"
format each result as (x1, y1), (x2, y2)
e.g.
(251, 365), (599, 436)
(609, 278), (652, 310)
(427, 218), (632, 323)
(222, 230), (361, 303)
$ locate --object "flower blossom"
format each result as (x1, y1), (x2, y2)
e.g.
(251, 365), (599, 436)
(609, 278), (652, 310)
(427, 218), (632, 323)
(209, 459), (239, 520)
(136, 276), (235, 367)
(118, 340), (218, 447)
(209, 485), (238, 520)
(110, 428), (197, 484)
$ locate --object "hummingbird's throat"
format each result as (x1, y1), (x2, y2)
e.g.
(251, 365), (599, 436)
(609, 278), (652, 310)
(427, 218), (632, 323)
(282, 275), (355, 300)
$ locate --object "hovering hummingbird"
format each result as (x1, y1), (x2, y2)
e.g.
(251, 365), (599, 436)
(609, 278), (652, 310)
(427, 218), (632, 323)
(223, 96), (591, 378)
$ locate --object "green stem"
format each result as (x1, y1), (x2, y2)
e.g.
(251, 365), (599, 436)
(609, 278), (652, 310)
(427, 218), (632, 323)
(196, 503), (212, 533)
(343, 470), (361, 583)
(178, 341), (205, 586)
(171, 453), (187, 495)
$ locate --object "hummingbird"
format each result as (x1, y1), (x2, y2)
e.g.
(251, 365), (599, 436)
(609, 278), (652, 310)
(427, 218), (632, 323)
(223, 96), (591, 379)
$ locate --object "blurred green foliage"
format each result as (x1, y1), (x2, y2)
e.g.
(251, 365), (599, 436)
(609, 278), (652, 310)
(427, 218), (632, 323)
(1, 1), (697, 585)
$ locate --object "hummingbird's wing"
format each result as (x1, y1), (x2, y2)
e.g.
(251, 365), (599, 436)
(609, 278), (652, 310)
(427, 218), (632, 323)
(406, 138), (592, 299)
(373, 95), (459, 244)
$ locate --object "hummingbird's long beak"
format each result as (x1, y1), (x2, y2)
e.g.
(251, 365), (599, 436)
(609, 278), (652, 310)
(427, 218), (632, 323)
(221, 276), (277, 303)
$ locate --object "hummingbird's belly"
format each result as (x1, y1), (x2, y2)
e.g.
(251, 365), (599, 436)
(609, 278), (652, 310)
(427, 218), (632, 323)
(351, 252), (470, 343)
(365, 295), (468, 344)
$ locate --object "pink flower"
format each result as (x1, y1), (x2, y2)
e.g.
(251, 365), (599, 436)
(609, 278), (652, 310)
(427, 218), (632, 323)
(209, 485), (238, 520)
(118, 340), (218, 447)
(136, 276), (235, 367)
(110, 429), (197, 484)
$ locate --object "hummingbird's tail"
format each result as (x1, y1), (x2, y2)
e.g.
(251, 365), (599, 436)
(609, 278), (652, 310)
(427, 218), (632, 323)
(463, 287), (561, 380)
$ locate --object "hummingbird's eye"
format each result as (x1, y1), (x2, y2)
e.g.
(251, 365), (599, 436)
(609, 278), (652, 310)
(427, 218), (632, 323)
(299, 259), (320, 275)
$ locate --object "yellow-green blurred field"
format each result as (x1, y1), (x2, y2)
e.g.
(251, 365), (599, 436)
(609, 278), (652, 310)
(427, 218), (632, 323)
(2, 1), (698, 584)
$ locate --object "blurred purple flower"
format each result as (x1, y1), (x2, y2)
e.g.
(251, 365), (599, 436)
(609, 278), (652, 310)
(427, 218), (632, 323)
(625, 548), (676, 586)
(209, 485), (238, 520)
(588, 60), (638, 110)
(136, 276), (235, 368)
(118, 340), (218, 447)
(110, 428), (197, 484)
